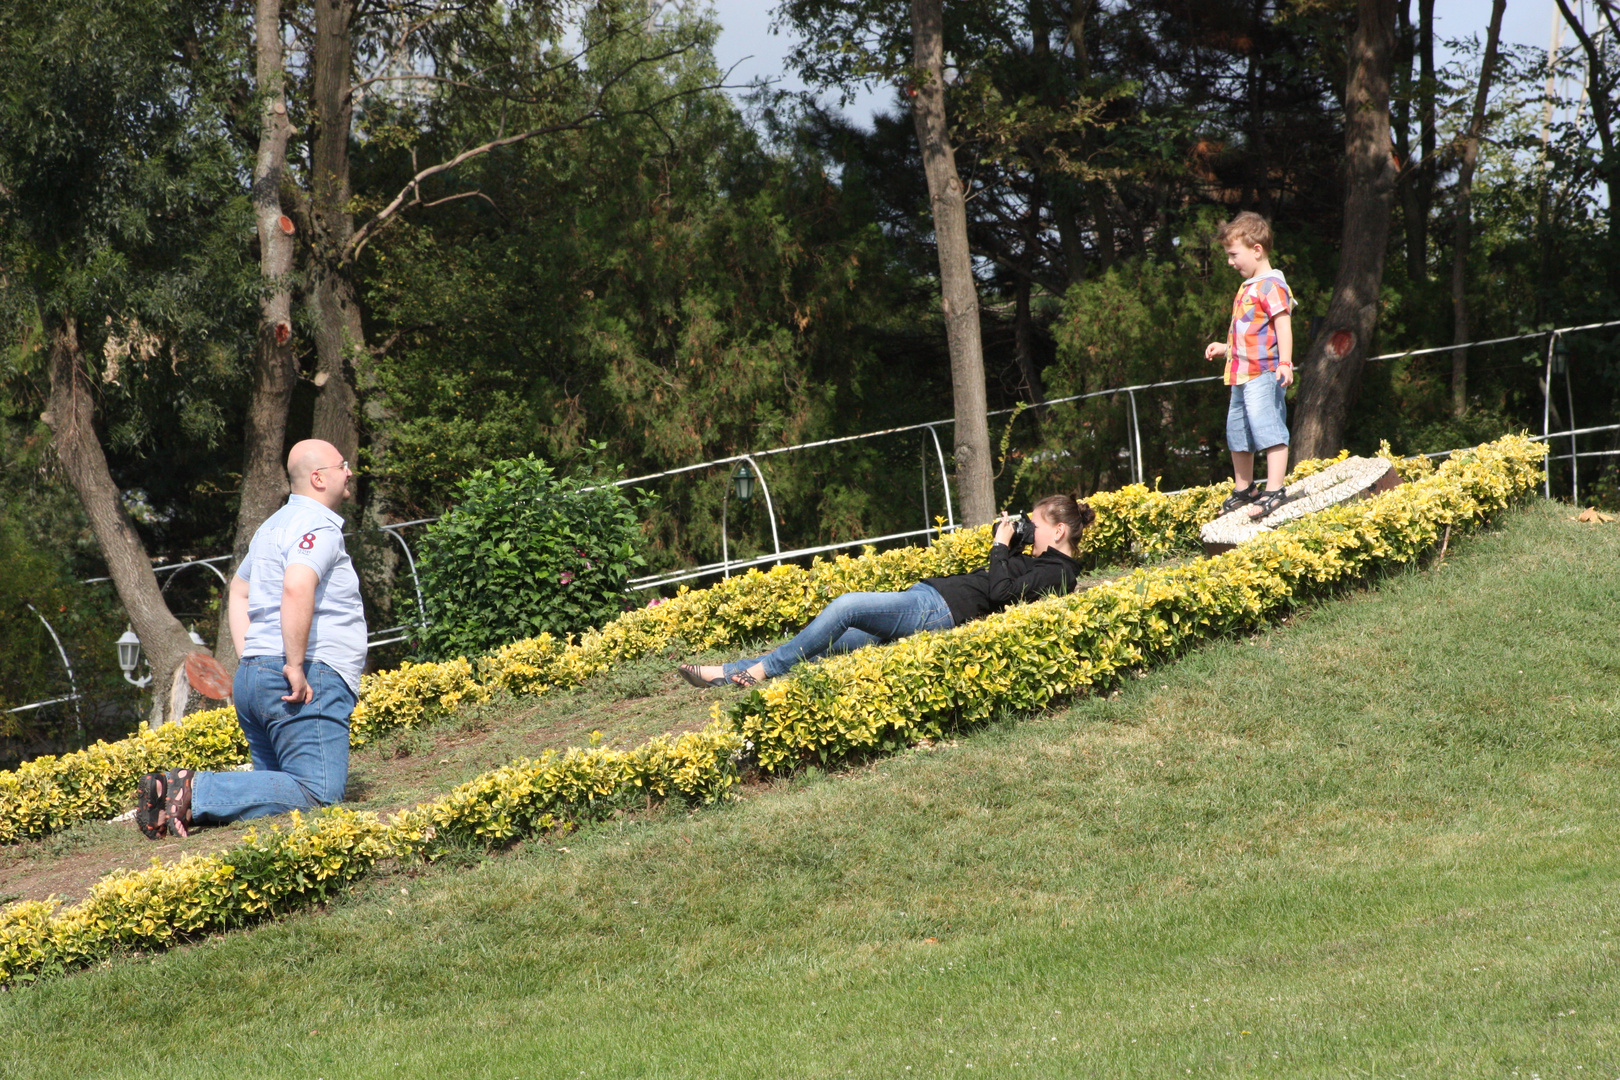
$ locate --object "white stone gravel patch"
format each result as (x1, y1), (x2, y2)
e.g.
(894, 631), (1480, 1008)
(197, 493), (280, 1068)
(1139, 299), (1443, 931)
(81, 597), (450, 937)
(1199, 456), (1395, 548)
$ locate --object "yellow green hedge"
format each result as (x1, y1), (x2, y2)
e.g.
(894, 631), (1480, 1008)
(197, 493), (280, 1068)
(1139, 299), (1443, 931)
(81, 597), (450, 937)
(0, 721), (741, 985)
(0, 708), (246, 845)
(726, 436), (1544, 771)
(0, 459), (1368, 844)
(0, 437), (1535, 987)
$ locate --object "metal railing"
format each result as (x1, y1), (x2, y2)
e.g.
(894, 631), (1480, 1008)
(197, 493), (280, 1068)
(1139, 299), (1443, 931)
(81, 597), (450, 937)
(46, 313), (1620, 692)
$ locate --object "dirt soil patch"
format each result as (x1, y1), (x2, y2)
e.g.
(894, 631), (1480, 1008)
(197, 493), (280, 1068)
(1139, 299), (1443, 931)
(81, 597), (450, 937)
(0, 566), (1166, 909)
(0, 656), (736, 907)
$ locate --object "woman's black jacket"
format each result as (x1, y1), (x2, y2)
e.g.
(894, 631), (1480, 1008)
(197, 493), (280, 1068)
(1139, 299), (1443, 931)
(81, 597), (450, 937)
(920, 543), (1080, 627)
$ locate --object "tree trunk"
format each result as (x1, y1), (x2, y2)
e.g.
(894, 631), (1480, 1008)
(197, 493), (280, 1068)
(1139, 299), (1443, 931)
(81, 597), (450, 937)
(1290, 0), (1398, 462)
(1555, 0), (1620, 300)
(1064, 0), (1115, 273)
(1088, 185), (1115, 270)
(42, 318), (203, 726)
(220, 0), (300, 677)
(1449, 0), (1506, 419)
(1014, 277), (1045, 408)
(910, 0), (995, 525)
(1408, 0), (1436, 280)
(1247, 0), (1273, 218)
(309, 0), (398, 630)
(1015, 171), (1048, 409)
(1394, 0), (1425, 280)
(1053, 194), (1088, 286)
(309, 0), (362, 466)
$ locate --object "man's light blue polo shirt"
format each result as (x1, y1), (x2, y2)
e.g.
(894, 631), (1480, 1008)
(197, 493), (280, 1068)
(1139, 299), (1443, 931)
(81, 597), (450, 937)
(237, 494), (367, 693)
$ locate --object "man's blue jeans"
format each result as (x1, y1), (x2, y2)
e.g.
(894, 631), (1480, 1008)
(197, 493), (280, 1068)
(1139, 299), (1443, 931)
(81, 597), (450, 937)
(190, 656), (355, 825)
(723, 583), (954, 680)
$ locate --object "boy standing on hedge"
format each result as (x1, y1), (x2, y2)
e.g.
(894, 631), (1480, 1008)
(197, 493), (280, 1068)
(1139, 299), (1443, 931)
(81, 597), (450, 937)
(136, 439), (366, 839)
(1204, 211), (1297, 520)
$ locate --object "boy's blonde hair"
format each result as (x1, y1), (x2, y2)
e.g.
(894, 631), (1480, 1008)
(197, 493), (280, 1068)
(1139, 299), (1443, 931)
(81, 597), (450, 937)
(1216, 211), (1273, 253)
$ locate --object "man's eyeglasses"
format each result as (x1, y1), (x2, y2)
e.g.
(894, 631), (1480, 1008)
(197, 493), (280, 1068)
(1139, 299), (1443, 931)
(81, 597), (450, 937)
(312, 460), (351, 476)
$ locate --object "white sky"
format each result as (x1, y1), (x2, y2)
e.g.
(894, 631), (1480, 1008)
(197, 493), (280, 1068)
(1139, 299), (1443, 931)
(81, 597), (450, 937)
(703, 0), (1572, 130)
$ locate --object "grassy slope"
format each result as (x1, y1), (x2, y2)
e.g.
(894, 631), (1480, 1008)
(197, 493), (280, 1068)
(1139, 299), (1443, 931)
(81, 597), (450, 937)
(5, 501), (1619, 1078)
(0, 651), (740, 905)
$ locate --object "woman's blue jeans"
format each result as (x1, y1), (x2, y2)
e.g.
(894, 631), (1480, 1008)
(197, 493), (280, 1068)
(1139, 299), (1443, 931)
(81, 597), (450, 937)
(724, 583), (953, 680)
(189, 656), (355, 825)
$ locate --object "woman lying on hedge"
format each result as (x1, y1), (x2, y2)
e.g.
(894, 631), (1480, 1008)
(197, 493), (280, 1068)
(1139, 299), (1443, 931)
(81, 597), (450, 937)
(678, 494), (1094, 688)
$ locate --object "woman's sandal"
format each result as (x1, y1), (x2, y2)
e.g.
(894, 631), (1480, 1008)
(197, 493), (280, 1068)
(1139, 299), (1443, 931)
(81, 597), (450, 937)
(134, 769), (193, 839)
(1248, 487), (1296, 521)
(730, 670), (760, 688)
(1219, 482), (1262, 514)
(677, 664), (731, 689)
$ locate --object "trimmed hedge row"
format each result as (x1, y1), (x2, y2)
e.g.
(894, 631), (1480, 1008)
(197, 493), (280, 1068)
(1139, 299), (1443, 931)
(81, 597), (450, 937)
(0, 436), (1538, 986)
(377, 463), (1341, 718)
(0, 721), (742, 985)
(0, 708), (246, 845)
(725, 436), (1543, 771)
(0, 473), (1246, 844)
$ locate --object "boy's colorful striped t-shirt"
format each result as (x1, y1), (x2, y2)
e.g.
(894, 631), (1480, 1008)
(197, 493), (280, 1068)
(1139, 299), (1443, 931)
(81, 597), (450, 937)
(1225, 271), (1295, 386)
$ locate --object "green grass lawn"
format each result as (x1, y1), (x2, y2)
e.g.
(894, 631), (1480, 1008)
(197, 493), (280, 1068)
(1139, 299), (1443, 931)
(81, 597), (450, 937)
(5, 500), (1619, 1078)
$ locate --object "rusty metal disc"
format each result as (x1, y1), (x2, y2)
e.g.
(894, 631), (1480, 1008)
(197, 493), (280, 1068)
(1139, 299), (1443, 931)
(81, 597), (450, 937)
(185, 652), (233, 701)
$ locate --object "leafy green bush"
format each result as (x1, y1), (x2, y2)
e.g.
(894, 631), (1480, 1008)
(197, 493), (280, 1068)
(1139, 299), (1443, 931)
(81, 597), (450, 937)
(415, 454), (647, 659)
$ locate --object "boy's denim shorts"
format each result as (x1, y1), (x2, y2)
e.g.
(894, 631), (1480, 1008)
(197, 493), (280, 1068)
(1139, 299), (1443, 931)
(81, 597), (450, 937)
(1226, 370), (1290, 453)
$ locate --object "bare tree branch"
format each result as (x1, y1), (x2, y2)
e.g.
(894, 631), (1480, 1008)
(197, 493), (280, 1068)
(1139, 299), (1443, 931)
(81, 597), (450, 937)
(420, 189), (497, 210)
(347, 56), (745, 263)
(1555, 0), (1615, 158)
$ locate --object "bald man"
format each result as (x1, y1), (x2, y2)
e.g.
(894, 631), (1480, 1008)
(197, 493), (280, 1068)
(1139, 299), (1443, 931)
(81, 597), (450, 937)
(136, 440), (367, 838)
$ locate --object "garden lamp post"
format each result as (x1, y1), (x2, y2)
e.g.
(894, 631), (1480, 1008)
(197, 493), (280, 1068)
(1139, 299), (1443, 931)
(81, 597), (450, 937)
(118, 625), (208, 693)
(117, 626), (208, 691)
(721, 460), (758, 580)
(730, 461), (755, 503)
(116, 627), (152, 689)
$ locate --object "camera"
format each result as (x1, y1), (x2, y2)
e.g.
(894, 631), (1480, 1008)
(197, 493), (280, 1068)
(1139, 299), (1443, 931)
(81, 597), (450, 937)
(1006, 514), (1036, 552)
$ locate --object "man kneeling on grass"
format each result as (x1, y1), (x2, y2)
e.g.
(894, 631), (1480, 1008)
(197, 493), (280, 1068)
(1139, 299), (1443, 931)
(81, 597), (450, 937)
(136, 439), (366, 839)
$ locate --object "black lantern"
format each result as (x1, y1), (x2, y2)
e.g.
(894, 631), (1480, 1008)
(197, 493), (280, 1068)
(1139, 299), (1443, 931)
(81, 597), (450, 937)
(1551, 336), (1569, 376)
(731, 461), (756, 503)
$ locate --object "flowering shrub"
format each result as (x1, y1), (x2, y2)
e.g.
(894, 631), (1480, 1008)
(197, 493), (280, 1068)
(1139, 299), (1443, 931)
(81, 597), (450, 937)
(0, 656), (498, 846)
(480, 524), (995, 695)
(0, 437), (1537, 988)
(348, 658), (489, 746)
(389, 720), (743, 858)
(0, 707), (245, 845)
(414, 453), (647, 660)
(0, 719), (742, 985)
(0, 807), (394, 984)
(0, 448), (1434, 842)
(726, 436), (1544, 771)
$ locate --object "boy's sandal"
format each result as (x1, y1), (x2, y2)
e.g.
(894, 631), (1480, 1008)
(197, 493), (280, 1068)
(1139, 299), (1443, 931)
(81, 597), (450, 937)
(1219, 483), (1262, 514)
(677, 664), (731, 689)
(1248, 487), (1297, 521)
